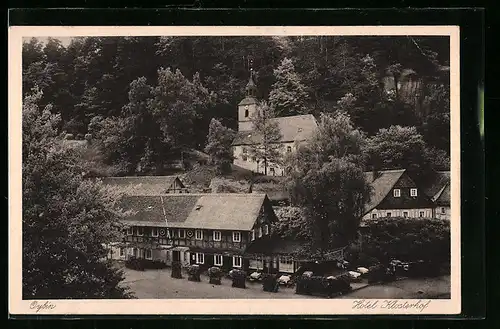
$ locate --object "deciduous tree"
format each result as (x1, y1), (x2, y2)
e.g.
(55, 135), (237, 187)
(204, 118), (236, 174)
(248, 102), (283, 176)
(22, 88), (132, 299)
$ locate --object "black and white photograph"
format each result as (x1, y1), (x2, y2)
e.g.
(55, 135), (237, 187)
(9, 26), (460, 315)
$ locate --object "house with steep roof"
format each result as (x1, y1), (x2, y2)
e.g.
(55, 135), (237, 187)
(101, 175), (187, 195)
(362, 169), (435, 221)
(422, 171), (451, 220)
(231, 69), (318, 176)
(108, 193), (278, 271)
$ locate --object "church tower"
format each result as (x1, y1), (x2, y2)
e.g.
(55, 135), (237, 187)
(238, 68), (259, 132)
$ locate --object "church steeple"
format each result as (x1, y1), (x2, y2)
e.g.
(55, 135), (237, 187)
(245, 68), (258, 98)
(238, 63), (259, 131)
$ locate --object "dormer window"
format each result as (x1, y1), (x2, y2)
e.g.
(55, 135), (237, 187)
(410, 188), (418, 197)
(393, 189), (401, 197)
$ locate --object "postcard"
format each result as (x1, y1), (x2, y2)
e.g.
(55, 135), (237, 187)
(9, 25), (460, 316)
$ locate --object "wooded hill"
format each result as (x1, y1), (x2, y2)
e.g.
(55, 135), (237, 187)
(23, 36), (450, 176)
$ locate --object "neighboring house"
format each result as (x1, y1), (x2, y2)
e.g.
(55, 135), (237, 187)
(101, 175), (188, 195)
(362, 169), (435, 221)
(422, 171), (451, 220)
(245, 239), (345, 274)
(108, 193), (278, 271)
(231, 70), (318, 176)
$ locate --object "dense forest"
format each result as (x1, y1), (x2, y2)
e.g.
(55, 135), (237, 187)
(22, 36), (450, 176)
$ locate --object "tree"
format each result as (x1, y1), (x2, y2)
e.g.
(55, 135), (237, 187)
(22, 88), (132, 299)
(268, 57), (310, 116)
(204, 118), (236, 174)
(286, 112), (371, 251)
(366, 125), (434, 178)
(355, 217), (450, 266)
(149, 68), (215, 150)
(248, 102), (283, 176)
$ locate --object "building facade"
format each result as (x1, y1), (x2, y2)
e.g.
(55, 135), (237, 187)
(362, 169), (451, 221)
(231, 70), (318, 176)
(108, 193), (278, 271)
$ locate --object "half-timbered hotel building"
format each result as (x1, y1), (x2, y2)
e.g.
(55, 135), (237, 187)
(108, 193), (279, 271)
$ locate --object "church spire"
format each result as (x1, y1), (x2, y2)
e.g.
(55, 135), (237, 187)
(245, 60), (258, 98)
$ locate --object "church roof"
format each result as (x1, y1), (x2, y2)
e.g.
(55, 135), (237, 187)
(232, 114), (318, 145)
(238, 96), (258, 106)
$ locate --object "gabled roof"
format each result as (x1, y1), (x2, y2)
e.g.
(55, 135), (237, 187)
(434, 182), (450, 206)
(119, 195), (199, 227)
(363, 169), (407, 214)
(101, 176), (185, 195)
(421, 171), (450, 201)
(232, 114), (318, 145)
(120, 193), (269, 231)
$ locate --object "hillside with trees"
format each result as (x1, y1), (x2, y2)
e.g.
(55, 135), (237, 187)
(23, 36), (450, 176)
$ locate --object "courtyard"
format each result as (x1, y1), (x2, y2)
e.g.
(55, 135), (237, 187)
(120, 266), (450, 299)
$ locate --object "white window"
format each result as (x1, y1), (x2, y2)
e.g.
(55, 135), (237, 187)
(137, 227), (144, 236)
(441, 207), (446, 214)
(196, 252), (204, 264)
(195, 230), (203, 240)
(233, 256), (242, 268)
(151, 227), (158, 237)
(393, 189), (401, 197)
(269, 168), (275, 176)
(119, 247), (125, 257)
(178, 229), (186, 238)
(403, 211), (408, 218)
(410, 188), (418, 197)
(258, 227), (263, 238)
(287, 146), (292, 153)
(419, 211), (424, 217)
(264, 225), (269, 235)
(280, 257), (293, 265)
(126, 227), (133, 235)
(232, 231), (241, 242)
(251, 230), (255, 241)
(242, 147), (248, 154)
(213, 230), (221, 241)
(145, 249), (152, 260)
(214, 254), (223, 266)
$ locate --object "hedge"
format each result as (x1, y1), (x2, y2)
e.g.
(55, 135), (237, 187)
(125, 257), (167, 271)
(296, 275), (352, 298)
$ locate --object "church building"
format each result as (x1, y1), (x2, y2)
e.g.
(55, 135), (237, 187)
(232, 70), (318, 176)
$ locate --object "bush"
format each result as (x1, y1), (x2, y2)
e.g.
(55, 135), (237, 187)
(230, 269), (246, 289)
(187, 264), (201, 282)
(262, 274), (279, 293)
(208, 266), (222, 285)
(366, 264), (396, 284)
(295, 275), (352, 298)
(124, 257), (167, 271)
(171, 261), (183, 279)
(125, 257), (145, 271)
